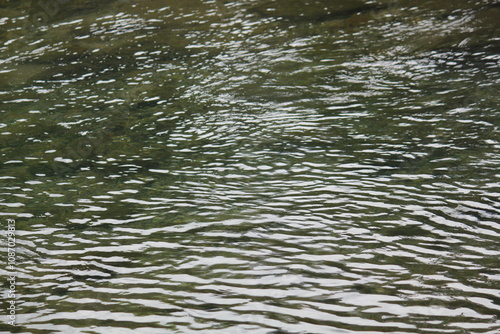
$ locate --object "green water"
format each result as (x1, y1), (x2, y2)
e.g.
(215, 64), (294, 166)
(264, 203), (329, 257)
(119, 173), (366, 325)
(1, 0), (499, 333)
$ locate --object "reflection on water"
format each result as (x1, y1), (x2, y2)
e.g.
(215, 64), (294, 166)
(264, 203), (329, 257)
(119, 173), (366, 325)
(1, 0), (499, 333)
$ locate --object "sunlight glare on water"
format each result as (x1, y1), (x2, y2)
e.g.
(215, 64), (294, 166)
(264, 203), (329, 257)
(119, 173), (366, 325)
(0, 0), (499, 333)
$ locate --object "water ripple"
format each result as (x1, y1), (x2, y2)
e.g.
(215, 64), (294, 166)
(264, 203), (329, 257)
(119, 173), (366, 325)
(1, 0), (500, 333)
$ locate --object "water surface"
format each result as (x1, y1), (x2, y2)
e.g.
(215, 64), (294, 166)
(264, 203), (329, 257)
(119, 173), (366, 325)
(1, 0), (499, 333)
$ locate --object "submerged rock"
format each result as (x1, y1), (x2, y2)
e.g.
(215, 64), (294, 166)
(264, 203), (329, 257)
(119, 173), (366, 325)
(400, 4), (500, 54)
(26, 0), (114, 26)
(316, 0), (500, 56)
(249, 0), (381, 22)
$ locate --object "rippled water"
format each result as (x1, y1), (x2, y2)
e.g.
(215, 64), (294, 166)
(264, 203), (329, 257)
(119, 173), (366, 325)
(1, 0), (500, 333)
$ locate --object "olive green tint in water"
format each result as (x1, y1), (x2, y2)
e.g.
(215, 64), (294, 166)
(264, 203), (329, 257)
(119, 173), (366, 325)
(0, 0), (499, 333)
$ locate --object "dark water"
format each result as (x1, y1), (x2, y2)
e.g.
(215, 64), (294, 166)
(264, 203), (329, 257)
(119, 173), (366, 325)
(1, 0), (499, 333)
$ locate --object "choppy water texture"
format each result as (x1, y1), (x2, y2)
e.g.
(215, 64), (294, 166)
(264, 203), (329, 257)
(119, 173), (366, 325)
(1, 0), (500, 333)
